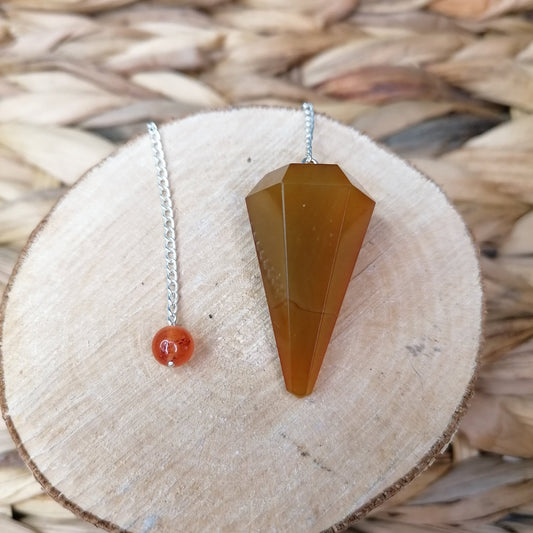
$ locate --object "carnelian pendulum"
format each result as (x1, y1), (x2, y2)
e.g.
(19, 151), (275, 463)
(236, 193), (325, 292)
(246, 104), (375, 397)
(147, 121), (195, 368)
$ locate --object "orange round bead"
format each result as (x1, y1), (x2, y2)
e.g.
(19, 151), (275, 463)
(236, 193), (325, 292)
(152, 325), (194, 367)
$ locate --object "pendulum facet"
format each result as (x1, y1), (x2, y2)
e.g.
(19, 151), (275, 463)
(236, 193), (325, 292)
(246, 163), (375, 397)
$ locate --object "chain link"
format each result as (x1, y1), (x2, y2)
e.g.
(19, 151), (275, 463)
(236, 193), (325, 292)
(147, 122), (179, 326)
(302, 102), (318, 164)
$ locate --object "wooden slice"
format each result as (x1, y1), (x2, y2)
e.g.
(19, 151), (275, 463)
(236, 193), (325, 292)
(0, 108), (482, 532)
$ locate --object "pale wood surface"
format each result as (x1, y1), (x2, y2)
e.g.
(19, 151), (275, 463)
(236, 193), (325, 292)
(0, 108), (482, 532)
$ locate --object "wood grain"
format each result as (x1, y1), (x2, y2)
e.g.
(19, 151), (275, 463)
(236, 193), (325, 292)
(0, 107), (482, 532)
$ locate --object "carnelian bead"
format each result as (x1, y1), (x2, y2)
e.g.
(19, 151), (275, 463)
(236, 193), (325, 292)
(152, 325), (194, 367)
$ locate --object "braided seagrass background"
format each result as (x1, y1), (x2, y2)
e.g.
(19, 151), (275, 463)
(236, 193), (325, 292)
(0, 1), (533, 532)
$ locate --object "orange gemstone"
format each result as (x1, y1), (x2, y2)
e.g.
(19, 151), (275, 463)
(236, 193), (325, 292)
(152, 325), (194, 367)
(246, 163), (375, 397)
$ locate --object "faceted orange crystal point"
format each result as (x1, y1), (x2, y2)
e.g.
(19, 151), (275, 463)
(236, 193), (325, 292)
(152, 325), (194, 367)
(246, 163), (375, 397)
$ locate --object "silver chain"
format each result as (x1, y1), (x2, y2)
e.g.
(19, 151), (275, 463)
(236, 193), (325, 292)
(302, 102), (318, 164)
(147, 122), (179, 326)
(146, 106), (315, 324)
